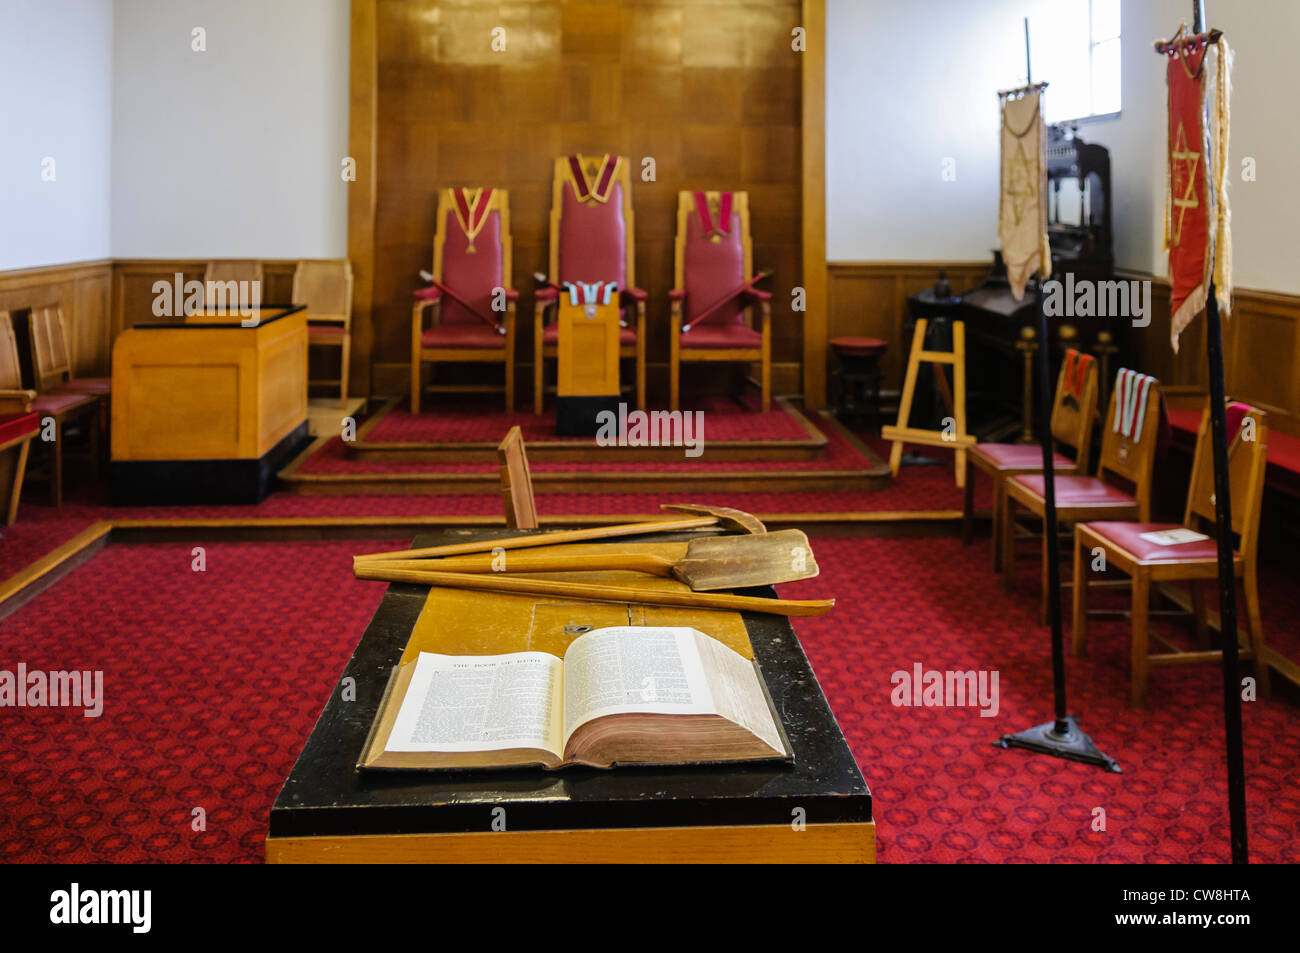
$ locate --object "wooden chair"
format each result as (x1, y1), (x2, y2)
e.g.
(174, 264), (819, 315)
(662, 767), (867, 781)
(203, 260), (263, 310)
(1003, 370), (1162, 624)
(0, 313), (40, 524)
(293, 260), (354, 408)
(23, 309), (102, 506)
(534, 154), (645, 414)
(964, 349), (1099, 571)
(497, 425), (537, 529)
(412, 188), (516, 413)
(30, 307), (111, 396)
(1073, 403), (1271, 707)
(669, 190), (771, 412)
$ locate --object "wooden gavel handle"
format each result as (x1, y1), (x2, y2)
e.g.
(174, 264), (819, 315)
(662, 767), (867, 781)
(352, 566), (834, 617)
(370, 552), (681, 577)
(352, 516), (719, 565)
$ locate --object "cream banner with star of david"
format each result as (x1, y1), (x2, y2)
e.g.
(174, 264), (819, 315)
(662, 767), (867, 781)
(998, 90), (1052, 301)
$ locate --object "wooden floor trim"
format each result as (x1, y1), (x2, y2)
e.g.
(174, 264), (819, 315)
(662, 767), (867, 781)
(0, 521), (113, 619)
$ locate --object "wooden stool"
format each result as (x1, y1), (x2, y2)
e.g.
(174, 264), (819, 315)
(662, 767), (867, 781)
(830, 336), (887, 420)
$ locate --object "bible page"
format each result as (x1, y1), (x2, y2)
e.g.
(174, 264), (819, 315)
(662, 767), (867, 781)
(385, 651), (564, 756)
(562, 627), (717, 746)
(692, 630), (785, 755)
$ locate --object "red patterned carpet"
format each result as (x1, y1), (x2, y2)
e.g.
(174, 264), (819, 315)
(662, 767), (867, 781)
(297, 411), (872, 475)
(365, 395), (812, 443)
(0, 461), (983, 583)
(1, 534), (1296, 863)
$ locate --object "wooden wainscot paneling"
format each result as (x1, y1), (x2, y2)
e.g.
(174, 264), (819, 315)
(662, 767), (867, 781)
(112, 260), (299, 336)
(0, 260), (113, 377)
(1129, 272), (1300, 438)
(827, 261), (989, 391)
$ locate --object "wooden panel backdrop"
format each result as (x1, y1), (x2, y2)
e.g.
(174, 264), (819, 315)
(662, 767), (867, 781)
(360, 0), (805, 402)
(0, 262), (113, 378)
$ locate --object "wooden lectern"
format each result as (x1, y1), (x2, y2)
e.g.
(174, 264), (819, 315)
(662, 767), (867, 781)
(555, 282), (621, 434)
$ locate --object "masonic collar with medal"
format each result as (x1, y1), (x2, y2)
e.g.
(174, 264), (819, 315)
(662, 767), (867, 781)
(450, 188), (493, 254)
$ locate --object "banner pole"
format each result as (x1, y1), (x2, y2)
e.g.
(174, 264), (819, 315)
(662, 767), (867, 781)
(1178, 0), (1249, 865)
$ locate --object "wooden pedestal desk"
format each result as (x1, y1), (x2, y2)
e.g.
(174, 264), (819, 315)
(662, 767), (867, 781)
(109, 306), (310, 504)
(266, 528), (874, 864)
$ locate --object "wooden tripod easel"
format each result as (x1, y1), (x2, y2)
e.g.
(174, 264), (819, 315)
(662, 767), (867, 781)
(881, 317), (975, 488)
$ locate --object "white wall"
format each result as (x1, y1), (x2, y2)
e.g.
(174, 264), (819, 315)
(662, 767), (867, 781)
(827, 0), (1300, 296)
(110, 0), (350, 259)
(0, 0), (113, 270)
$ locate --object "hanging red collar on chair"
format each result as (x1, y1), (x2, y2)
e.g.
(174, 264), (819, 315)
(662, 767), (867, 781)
(693, 191), (733, 243)
(450, 188), (493, 254)
(1061, 349), (1093, 409)
(567, 155), (620, 205)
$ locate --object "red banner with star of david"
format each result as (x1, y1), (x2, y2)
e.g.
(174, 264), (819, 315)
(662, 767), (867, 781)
(1166, 40), (1210, 340)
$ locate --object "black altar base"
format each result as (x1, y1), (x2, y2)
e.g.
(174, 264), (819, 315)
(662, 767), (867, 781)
(267, 528), (872, 860)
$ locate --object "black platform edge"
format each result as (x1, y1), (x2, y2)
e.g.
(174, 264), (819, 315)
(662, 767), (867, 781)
(555, 395), (623, 437)
(109, 421), (311, 506)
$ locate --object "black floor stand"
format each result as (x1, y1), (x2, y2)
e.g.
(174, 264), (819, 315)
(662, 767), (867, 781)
(994, 283), (1121, 774)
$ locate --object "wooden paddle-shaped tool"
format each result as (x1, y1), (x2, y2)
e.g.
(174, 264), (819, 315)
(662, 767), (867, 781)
(363, 529), (818, 592)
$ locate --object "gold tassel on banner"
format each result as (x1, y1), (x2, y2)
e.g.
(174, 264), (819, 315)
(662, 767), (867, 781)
(1212, 38), (1233, 317)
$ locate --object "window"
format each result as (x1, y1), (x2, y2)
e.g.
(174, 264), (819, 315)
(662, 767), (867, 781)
(1028, 0), (1121, 122)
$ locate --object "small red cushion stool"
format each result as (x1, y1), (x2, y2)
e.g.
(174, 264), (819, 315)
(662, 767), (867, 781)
(830, 336), (887, 421)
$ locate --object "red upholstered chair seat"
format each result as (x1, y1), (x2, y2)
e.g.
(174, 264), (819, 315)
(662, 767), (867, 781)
(541, 323), (637, 346)
(830, 336), (887, 358)
(0, 411), (39, 446)
(421, 324), (505, 349)
(680, 324), (762, 349)
(971, 443), (1074, 471)
(1010, 474), (1136, 507)
(32, 392), (96, 415)
(307, 325), (348, 338)
(1082, 521), (1231, 564)
(53, 377), (111, 395)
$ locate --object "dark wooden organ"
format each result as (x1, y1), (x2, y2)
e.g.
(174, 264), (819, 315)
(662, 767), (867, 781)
(916, 125), (1122, 442)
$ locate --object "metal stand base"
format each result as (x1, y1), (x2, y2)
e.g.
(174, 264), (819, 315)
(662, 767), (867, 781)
(995, 715), (1121, 773)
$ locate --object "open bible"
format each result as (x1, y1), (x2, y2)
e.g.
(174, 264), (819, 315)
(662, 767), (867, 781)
(359, 626), (791, 770)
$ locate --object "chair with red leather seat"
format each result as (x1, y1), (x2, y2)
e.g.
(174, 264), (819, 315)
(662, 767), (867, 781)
(1003, 369), (1163, 624)
(965, 348), (1099, 570)
(1073, 402), (1272, 707)
(533, 154), (645, 414)
(669, 190), (771, 412)
(24, 307), (103, 506)
(0, 312), (40, 523)
(411, 188), (517, 413)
